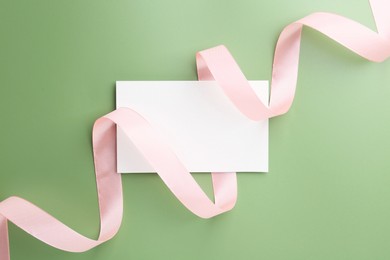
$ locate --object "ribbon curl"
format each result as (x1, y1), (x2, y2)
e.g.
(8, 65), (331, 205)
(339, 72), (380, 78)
(1, 0), (389, 259)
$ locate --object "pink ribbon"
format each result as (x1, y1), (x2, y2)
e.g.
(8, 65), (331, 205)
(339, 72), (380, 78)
(1, 0), (389, 259)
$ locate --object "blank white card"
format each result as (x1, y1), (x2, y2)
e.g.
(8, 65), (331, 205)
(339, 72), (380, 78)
(116, 81), (268, 173)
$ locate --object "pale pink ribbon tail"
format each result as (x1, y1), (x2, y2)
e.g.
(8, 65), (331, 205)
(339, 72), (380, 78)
(0, 108), (238, 260)
(196, 0), (390, 120)
(1, 0), (390, 259)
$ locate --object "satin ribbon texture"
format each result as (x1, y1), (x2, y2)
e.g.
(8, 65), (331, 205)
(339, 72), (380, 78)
(1, 0), (390, 259)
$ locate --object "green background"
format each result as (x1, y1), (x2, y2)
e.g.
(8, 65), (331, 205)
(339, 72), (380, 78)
(1, 0), (390, 259)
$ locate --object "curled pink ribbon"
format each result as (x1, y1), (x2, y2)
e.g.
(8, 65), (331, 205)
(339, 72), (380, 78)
(1, 0), (389, 259)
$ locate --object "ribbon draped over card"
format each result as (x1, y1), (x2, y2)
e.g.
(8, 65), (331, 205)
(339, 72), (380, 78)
(1, 0), (389, 259)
